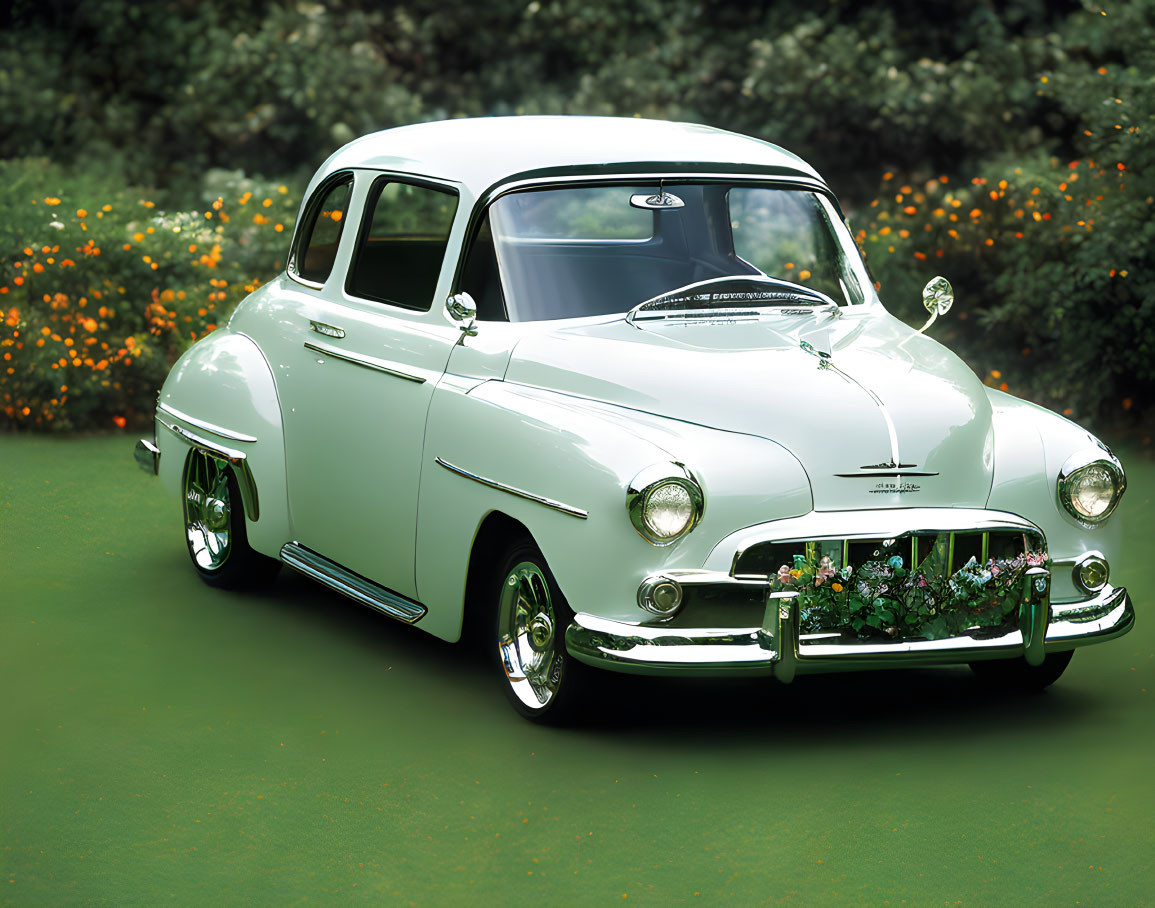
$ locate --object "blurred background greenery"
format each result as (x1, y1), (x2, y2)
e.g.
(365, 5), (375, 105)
(0, 0), (1151, 435)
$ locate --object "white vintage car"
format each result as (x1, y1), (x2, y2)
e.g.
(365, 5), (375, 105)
(136, 117), (1133, 721)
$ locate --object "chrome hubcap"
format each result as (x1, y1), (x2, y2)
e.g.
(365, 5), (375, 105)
(184, 450), (232, 571)
(498, 561), (563, 709)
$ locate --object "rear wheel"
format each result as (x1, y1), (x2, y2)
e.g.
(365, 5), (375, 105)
(493, 537), (587, 723)
(969, 650), (1074, 691)
(183, 448), (279, 589)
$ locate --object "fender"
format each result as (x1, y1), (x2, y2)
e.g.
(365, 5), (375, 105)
(155, 328), (289, 559)
(414, 377), (813, 641)
(985, 389), (1123, 602)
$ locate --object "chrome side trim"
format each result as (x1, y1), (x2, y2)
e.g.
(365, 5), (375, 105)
(157, 402), (258, 443)
(434, 457), (588, 519)
(280, 542), (426, 624)
(303, 341), (426, 384)
(159, 419), (259, 521)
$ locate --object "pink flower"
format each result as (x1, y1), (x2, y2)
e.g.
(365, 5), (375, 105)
(815, 555), (836, 585)
(776, 565), (793, 585)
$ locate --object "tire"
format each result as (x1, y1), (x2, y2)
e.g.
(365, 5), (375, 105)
(492, 536), (588, 723)
(182, 448), (280, 589)
(969, 650), (1074, 691)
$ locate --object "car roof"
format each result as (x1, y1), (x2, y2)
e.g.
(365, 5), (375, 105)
(314, 116), (825, 198)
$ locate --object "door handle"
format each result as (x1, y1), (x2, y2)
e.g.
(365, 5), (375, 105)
(310, 320), (345, 339)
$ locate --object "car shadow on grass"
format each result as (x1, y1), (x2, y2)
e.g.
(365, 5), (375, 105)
(238, 568), (1100, 748)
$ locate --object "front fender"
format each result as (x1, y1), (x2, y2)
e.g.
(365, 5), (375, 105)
(415, 378), (812, 641)
(985, 389), (1123, 601)
(155, 329), (288, 559)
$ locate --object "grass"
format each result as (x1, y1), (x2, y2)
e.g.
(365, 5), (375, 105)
(2, 433), (1153, 903)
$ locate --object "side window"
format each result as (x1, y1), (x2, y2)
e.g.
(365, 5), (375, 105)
(347, 179), (459, 311)
(293, 176), (353, 285)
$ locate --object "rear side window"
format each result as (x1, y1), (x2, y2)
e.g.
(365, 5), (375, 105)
(347, 179), (459, 311)
(293, 176), (353, 285)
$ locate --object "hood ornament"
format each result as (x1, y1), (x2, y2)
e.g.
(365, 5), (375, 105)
(799, 339), (832, 369)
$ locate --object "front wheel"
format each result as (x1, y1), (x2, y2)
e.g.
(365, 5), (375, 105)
(183, 448), (279, 589)
(493, 538), (588, 723)
(969, 650), (1074, 691)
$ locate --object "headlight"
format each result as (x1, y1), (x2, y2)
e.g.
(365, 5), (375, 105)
(1058, 449), (1125, 525)
(627, 464), (704, 545)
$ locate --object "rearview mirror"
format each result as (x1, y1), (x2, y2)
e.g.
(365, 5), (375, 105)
(446, 292), (478, 344)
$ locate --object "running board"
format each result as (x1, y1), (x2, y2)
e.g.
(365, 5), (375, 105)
(280, 542), (426, 624)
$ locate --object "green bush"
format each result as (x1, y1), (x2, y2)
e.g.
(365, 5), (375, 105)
(0, 160), (299, 430)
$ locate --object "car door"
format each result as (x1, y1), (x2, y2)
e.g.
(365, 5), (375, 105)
(271, 171), (463, 600)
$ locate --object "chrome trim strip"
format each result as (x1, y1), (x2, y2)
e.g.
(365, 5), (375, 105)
(303, 340), (426, 384)
(157, 402), (258, 443)
(434, 457), (588, 519)
(159, 419), (259, 521)
(280, 542), (426, 624)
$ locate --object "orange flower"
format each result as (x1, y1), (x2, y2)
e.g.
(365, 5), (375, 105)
(44, 197), (61, 206)
(112, 415), (126, 428)
(831, 582), (843, 593)
(76, 208), (88, 218)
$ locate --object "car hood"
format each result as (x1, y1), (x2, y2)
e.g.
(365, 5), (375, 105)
(503, 311), (995, 511)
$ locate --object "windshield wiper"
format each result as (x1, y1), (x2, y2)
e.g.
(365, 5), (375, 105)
(626, 275), (838, 325)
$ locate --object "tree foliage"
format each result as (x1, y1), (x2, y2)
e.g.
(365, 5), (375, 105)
(0, 0), (1151, 430)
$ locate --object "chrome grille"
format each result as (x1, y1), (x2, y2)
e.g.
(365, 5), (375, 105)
(732, 529), (1044, 581)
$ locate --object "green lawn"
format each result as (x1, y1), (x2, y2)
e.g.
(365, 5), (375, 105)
(2, 434), (1152, 903)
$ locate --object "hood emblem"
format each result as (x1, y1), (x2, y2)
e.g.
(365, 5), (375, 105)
(835, 460), (940, 478)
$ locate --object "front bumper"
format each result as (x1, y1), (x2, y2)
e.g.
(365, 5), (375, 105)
(564, 575), (1134, 680)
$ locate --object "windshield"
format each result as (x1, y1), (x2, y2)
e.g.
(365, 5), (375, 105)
(463, 182), (872, 322)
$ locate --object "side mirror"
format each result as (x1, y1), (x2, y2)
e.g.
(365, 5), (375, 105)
(446, 292), (478, 343)
(917, 276), (953, 334)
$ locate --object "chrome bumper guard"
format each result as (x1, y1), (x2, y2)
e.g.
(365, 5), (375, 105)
(134, 437), (160, 475)
(564, 571), (1134, 680)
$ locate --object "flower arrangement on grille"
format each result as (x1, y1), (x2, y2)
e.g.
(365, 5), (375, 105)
(771, 541), (1049, 641)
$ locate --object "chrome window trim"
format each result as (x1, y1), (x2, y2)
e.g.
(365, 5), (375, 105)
(343, 172), (462, 313)
(302, 340), (426, 384)
(157, 402), (257, 443)
(287, 170), (356, 290)
(434, 457), (588, 519)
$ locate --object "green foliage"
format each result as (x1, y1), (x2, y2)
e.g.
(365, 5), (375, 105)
(0, 160), (298, 430)
(775, 544), (1047, 642)
(857, 3), (1155, 423)
(0, 0), (1152, 430)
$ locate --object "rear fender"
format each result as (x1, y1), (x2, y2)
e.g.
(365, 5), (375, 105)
(155, 329), (288, 558)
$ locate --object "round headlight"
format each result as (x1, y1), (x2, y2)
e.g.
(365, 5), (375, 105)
(644, 481), (694, 538)
(1058, 452), (1125, 525)
(627, 465), (704, 545)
